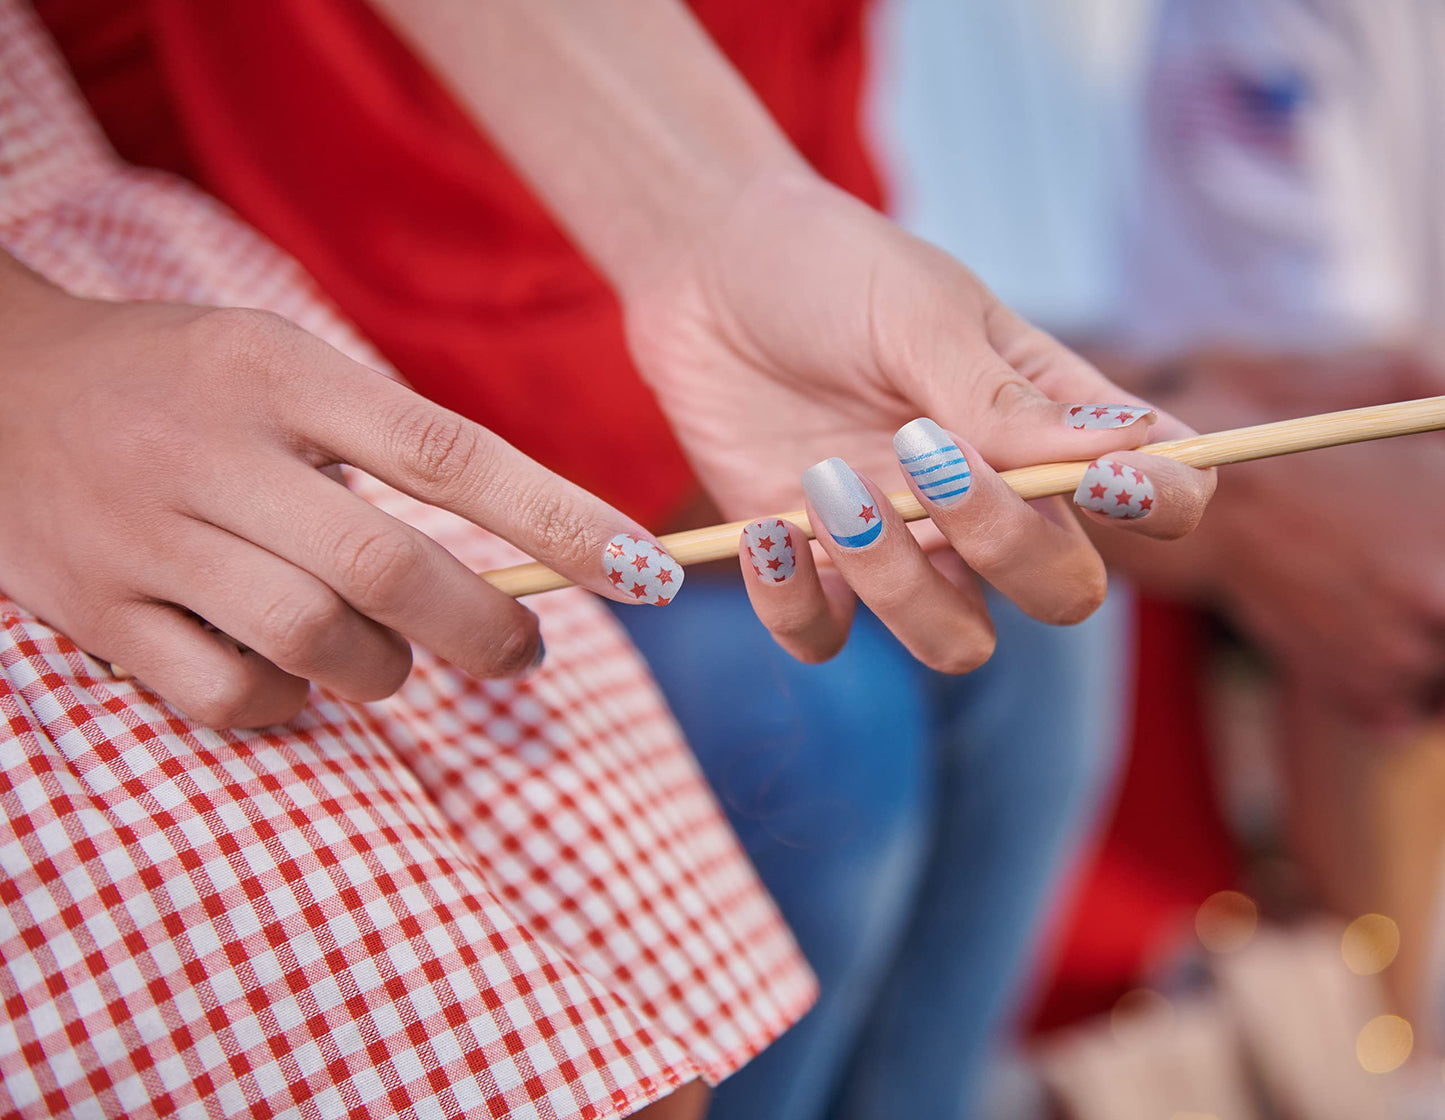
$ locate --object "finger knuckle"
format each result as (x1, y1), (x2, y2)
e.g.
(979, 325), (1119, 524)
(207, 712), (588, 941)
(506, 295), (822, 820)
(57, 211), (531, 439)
(1043, 559), (1108, 626)
(335, 527), (425, 613)
(184, 669), (258, 729)
(927, 629), (996, 675)
(394, 407), (487, 496)
(516, 486), (591, 564)
(255, 591), (347, 669)
(475, 615), (542, 678)
(966, 514), (1027, 574)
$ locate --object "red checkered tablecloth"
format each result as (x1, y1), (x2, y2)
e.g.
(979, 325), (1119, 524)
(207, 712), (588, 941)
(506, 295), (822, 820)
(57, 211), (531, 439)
(0, 4), (816, 1117)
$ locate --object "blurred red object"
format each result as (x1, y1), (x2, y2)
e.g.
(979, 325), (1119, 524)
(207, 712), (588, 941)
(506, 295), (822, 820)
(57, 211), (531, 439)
(1029, 598), (1241, 1032)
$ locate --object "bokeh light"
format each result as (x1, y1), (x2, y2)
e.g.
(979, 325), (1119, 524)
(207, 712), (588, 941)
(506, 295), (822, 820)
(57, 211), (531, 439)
(1341, 914), (1400, 975)
(1356, 1015), (1413, 1074)
(1195, 890), (1258, 954)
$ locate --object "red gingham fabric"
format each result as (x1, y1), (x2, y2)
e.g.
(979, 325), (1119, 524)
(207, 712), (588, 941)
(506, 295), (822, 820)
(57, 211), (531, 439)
(0, 4), (816, 1117)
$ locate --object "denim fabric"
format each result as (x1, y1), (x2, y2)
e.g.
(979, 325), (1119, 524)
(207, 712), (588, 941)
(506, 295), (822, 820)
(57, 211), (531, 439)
(608, 572), (1129, 1119)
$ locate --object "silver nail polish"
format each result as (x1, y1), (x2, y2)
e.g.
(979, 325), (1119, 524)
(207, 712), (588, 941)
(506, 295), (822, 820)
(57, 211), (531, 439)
(602, 533), (684, 604)
(743, 519), (796, 583)
(1064, 404), (1155, 431)
(893, 418), (972, 507)
(1074, 458), (1155, 519)
(802, 458), (884, 549)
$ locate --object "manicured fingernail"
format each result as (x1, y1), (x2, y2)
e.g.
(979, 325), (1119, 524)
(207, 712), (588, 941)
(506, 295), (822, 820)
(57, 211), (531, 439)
(1074, 458), (1155, 519)
(802, 458), (884, 549)
(602, 534), (684, 604)
(743, 519), (796, 583)
(530, 638), (547, 670)
(1065, 404), (1156, 430)
(893, 418), (972, 507)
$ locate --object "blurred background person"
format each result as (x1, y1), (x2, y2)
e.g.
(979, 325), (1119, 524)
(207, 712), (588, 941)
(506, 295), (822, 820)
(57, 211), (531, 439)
(880, 0), (1445, 1114)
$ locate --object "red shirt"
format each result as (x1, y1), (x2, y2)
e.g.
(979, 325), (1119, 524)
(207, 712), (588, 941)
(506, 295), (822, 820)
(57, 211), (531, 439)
(37, 0), (884, 526)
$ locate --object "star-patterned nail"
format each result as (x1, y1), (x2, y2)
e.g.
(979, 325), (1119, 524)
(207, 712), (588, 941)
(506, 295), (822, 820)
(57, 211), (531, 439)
(802, 458), (884, 549)
(893, 417), (971, 507)
(1065, 404), (1156, 430)
(602, 534), (684, 604)
(1073, 458), (1155, 519)
(743, 519), (796, 583)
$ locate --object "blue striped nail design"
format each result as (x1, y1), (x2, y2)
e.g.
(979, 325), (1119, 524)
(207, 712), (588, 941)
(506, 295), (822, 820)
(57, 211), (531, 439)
(893, 418), (972, 506)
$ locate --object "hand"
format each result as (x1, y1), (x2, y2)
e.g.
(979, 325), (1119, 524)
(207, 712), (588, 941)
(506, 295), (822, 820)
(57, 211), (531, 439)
(0, 269), (679, 728)
(1099, 347), (1445, 726)
(626, 171), (1216, 667)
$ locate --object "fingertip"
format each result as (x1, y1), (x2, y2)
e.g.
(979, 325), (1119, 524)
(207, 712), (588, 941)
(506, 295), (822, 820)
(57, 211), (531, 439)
(600, 533), (685, 606)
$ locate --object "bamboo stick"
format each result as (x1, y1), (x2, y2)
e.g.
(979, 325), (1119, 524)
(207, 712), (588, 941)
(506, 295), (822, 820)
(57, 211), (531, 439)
(481, 395), (1445, 598)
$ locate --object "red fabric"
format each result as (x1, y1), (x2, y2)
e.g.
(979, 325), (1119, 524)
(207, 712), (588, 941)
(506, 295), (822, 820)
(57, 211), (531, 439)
(37, 0), (884, 528)
(1028, 598), (1240, 1032)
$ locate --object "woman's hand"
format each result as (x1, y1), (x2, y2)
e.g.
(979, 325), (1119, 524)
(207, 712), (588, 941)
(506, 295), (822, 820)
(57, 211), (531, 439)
(626, 172), (1215, 667)
(0, 264), (680, 728)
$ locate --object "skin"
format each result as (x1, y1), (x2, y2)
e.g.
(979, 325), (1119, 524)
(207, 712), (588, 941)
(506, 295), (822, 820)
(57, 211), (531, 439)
(368, 0), (1216, 669)
(0, 2), (1217, 728)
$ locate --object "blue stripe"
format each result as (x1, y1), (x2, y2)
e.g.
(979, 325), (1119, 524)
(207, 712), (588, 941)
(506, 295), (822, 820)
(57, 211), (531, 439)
(898, 444), (960, 466)
(832, 521), (884, 549)
(920, 472), (970, 491)
(909, 456), (967, 477)
(927, 485), (972, 501)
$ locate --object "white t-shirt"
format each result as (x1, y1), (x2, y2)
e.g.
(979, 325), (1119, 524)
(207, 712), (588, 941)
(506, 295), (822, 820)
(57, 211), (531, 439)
(1120, 0), (1445, 354)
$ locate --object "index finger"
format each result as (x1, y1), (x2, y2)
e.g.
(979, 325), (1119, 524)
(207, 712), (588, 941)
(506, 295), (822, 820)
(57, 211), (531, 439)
(290, 354), (683, 605)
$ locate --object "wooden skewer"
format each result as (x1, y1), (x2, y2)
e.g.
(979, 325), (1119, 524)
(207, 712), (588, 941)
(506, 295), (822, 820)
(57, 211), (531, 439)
(481, 395), (1445, 598)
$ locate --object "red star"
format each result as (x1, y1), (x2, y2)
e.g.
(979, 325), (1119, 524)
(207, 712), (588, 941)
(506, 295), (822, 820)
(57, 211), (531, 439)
(1091, 407), (1111, 419)
(1132, 469), (1146, 484)
(752, 564), (762, 577)
(654, 596), (671, 606)
(1072, 423), (1086, 429)
(766, 556), (784, 571)
(775, 519), (786, 529)
(1070, 406), (1083, 416)
(773, 575), (787, 583)
(756, 535), (775, 552)
(606, 540), (626, 559)
(608, 569), (624, 587)
(1089, 482), (1108, 500)
(1115, 490), (1131, 507)
(1110, 462), (1126, 477)
(630, 582), (648, 599)
(858, 504), (877, 525)
(656, 568), (674, 584)
(1138, 495), (1154, 512)
(630, 553), (651, 572)
(1116, 410), (1134, 423)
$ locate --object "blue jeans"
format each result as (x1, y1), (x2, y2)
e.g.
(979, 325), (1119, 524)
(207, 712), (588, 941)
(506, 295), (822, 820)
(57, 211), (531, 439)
(608, 571), (1128, 1119)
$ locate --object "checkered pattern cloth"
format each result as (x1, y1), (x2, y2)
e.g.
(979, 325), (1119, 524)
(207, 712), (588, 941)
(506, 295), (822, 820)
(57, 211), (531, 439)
(0, 4), (815, 1117)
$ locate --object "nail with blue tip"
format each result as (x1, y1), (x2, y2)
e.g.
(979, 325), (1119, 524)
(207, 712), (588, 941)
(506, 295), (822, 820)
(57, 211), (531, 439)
(893, 418), (971, 507)
(802, 457), (884, 549)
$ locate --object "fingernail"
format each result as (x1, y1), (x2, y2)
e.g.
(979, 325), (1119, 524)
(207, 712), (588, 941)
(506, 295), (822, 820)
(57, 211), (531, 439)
(802, 458), (884, 549)
(1074, 458), (1155, 519)
(743, 519), (796, 583)
(530, 637), (547, 671)
(602, 533), (684, 604)
(1065, 404), (1156, 430)
(893, 418), (972, 507)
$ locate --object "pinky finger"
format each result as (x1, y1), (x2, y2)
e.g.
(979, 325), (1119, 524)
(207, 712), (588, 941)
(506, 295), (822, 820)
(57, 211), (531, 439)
(93, 602), (310, 728)
(739, 518), (855, 663)
(1072, 451), (1216, 540)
